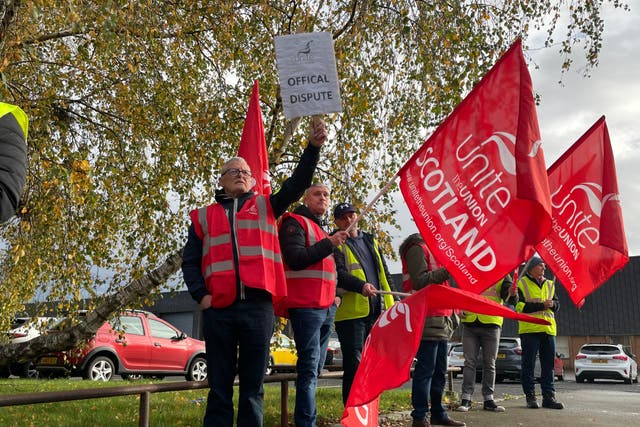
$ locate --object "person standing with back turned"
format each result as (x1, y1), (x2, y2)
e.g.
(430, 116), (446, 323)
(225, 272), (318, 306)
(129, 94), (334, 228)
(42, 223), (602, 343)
(181, 117), (329, 427)
(456, 275), (517, 413)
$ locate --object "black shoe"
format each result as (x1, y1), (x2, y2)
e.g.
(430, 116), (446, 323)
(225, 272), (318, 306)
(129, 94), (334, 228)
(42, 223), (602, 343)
(456, 399), (471, 412)
(542, 393), (565, 409)
(525, 393), (539, 409)
(483, 399), (505, 412)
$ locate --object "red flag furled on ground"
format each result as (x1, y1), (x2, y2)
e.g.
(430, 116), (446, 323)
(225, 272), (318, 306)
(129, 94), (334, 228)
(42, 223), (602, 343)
(341, 285), (549, 427)
(398, 39), (551, 294)
(535, 117), (628, 307)
(238, 80), (272, 195)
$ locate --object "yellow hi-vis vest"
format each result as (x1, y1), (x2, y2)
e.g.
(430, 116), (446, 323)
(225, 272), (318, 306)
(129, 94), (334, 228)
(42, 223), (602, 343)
(0, 103), (28, 138)
(461, 279), (505, 327)
(515, 276), (557, 336)
(335, 238), (394, 322)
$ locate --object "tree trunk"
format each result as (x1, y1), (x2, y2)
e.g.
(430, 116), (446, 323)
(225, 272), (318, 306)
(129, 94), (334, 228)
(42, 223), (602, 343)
(0, 249), (184, 366)
(0, 0), (22, 50)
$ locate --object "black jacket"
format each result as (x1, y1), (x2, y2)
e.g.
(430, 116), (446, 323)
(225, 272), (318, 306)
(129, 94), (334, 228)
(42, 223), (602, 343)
(278, 204), (334, 271)
(0, 107), (28, 222)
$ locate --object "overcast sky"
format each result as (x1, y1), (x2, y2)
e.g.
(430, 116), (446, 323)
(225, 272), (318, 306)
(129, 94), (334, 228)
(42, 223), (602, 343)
(384, 4), (639, 273)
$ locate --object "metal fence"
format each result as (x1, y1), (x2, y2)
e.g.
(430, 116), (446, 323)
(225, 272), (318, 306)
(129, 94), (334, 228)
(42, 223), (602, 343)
(0, 371), (345, 427)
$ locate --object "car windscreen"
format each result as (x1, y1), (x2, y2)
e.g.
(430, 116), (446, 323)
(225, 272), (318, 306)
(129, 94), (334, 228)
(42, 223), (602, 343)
(580, 345), (620, 355)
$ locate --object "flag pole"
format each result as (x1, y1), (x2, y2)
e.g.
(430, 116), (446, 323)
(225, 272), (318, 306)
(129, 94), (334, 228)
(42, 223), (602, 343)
(374, 289), (411, 298)
(345, 172), (399, 234)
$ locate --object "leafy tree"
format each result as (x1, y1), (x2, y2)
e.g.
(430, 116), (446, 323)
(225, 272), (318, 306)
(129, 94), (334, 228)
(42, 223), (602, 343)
(0, 0), (628, 367)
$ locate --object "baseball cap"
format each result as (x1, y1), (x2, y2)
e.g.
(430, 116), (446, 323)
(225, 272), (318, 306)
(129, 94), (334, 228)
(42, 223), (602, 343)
(333, 202), (356, 220)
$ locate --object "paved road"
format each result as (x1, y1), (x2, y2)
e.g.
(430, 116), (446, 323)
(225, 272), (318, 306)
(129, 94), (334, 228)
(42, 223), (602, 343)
(326, 372), (640, 426)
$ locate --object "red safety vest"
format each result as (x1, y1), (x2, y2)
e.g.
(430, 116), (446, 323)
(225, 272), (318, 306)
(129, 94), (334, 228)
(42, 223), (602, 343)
(190, 195), (287, 308)
(401, 241), (452, 317)
(278, 212), (336, 314)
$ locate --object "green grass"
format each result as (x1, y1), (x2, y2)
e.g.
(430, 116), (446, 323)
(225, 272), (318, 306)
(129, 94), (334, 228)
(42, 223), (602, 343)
(0, 379), (413, 426)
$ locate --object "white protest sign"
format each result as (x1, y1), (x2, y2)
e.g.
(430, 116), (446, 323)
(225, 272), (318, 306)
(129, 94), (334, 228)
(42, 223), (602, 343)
(274, 32), (342, 119)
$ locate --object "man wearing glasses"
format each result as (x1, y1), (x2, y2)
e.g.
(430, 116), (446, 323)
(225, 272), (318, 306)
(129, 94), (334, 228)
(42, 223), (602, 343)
(181, 117), (328, 427)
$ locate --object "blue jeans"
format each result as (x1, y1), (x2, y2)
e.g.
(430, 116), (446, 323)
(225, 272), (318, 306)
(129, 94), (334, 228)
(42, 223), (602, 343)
(335, 315), (376, 405)
(289, 306), (335, 427)
(201, 300), (274, 427)
(521, 333), (556, 395)
(411, 340), (449, 421)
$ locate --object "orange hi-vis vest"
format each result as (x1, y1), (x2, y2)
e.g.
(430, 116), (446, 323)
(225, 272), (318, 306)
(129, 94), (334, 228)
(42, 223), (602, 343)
(190, 195), (287, 308)
(280, 212), (336, 311)
(401, 241), (453, 317)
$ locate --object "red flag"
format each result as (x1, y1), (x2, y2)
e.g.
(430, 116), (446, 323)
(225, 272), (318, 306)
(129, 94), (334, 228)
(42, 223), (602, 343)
(341, 397), (379, 427)
(398, 39), (551, 294)
(341, 285), (548, 426)
(512, 265), (520, 293)
(238, 80), (271, 195)
(535, 117), (628, 307)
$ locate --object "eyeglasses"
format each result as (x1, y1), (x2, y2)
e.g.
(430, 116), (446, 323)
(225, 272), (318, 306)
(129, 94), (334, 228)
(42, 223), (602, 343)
(221, 168), (252, 178)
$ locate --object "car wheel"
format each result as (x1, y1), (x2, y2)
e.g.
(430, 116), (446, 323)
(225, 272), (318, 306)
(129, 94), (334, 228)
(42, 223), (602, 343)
(265, 357), (274, 376)
(84, 356), (115, 381)
(624, 376), (632, 384)
(15, 362), (39, 379)
(576, 374), (585, 383)
(187, 356), (207, 382)
(495, 374), (504, 384)
(324, 350), (334, 367)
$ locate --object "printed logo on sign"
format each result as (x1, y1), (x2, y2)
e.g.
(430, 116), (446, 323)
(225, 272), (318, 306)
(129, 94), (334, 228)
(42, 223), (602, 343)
(294, 40), (314, 64)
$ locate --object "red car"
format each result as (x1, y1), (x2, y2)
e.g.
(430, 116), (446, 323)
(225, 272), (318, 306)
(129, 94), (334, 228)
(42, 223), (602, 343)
(36, 310), (207, 382)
